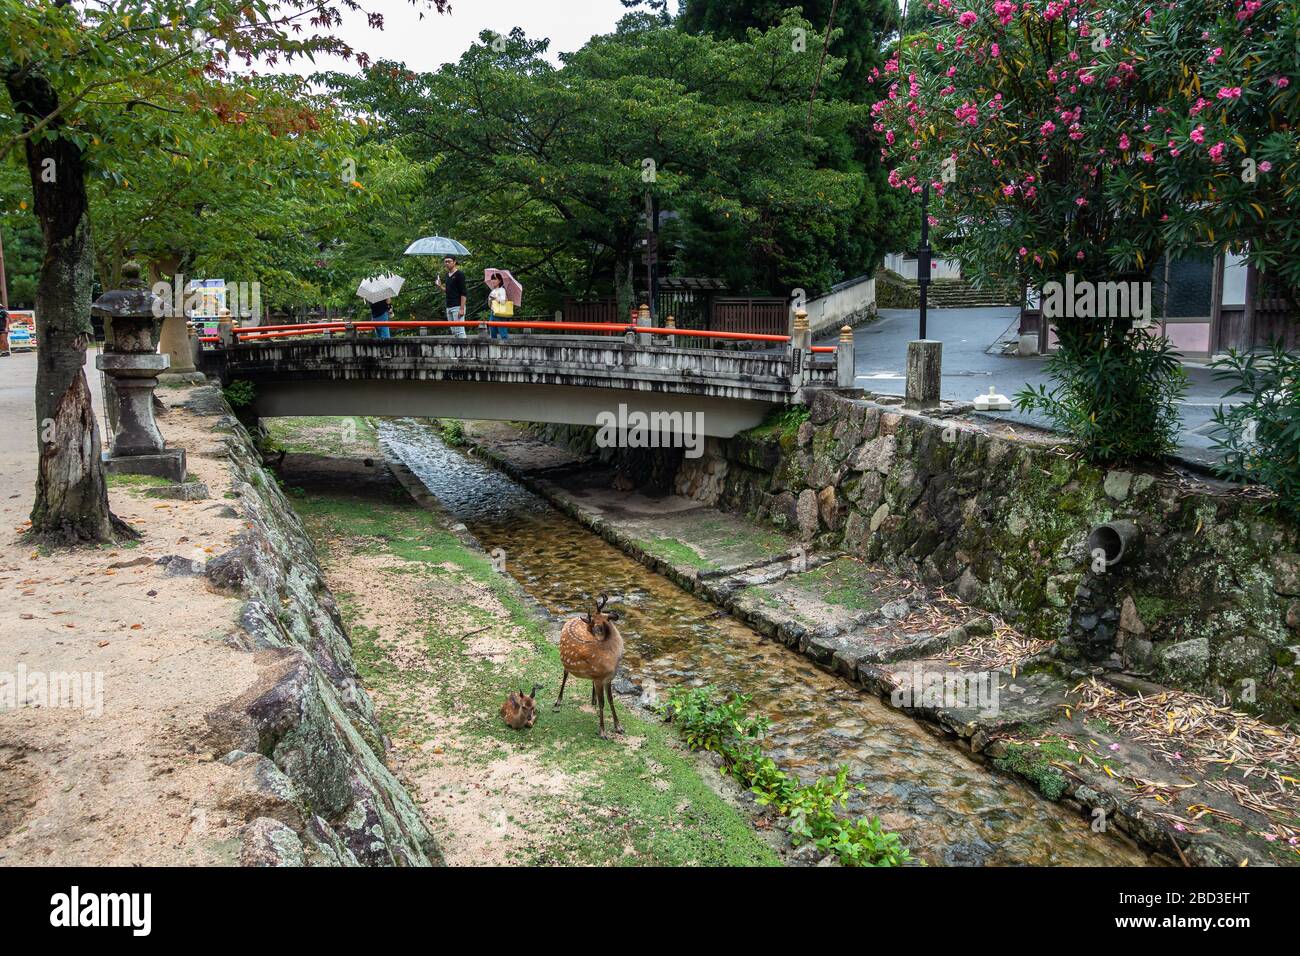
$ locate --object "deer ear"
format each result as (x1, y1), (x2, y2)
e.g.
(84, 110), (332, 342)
(519, 687), (526, 697)
(607, 610), (620, 620)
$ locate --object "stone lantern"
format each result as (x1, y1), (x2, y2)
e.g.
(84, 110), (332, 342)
(92, 262), (187, 482)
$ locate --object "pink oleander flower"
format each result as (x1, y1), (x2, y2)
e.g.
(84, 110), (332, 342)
(1040, 120), (1057, 136)
(1018, 247), (1028, 256)
(990, 43), (1000, 57)
(1003, 184), (1016, 196)
(1275, 76), (1291, 88)
(1208, 47), (1222, 64)
(1190, 124), (1205, 144)
(1075, 197), (1088, 207)
(1118, 134), (1131, 150)
(1218, 86), (1242, 99)
(1076, 251), (1085, 260)
(958, 10), (978, 26)
(1209, 141), (1226, 162)
(1259, 161), (1273, 172)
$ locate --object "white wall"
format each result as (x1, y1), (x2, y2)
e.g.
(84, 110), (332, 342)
(806, 275), (876, 335)
(882, 252), (963, 281)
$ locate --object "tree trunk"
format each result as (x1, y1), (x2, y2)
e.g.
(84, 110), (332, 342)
(5, 65), (134, 544)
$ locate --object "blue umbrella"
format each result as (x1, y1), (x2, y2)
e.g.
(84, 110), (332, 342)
(404, 236), (471, 257)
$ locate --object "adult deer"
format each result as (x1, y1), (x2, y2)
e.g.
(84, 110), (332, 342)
(555, 593), (624, 739)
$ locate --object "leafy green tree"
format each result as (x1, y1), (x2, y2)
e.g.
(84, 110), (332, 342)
(336, 13), (889, 311)
(0, 0), (444, 544)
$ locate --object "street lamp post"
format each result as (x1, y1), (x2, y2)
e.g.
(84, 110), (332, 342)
(905, 181), (942, 410)
(917, 181), (931, 339)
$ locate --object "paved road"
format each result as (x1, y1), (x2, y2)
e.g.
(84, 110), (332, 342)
(819, 306), (1240, 465)
(0, 349), (108, 509)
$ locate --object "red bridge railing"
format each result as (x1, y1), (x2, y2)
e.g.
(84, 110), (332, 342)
(200, 320), (836, 352)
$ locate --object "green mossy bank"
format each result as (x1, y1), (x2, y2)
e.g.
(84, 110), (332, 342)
(287, 435), (780, 867)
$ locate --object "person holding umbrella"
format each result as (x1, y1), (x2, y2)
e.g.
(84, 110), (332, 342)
(370, 297), (393, 338)
(356, 274), (404, 338)
(484, 269), (523, 341)
(436, 256), (467, 338)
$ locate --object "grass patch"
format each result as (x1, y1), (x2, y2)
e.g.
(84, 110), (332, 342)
(993, 741), (1070, 801)
(640, 536), (715, 571)
(295, 487), (779, 867)
(791, 558), (883, 611)
(105, 473), (171, 488)
(262, 416), (377, 456)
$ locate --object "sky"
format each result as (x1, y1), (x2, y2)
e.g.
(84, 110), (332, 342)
(292, 0), (677, 74)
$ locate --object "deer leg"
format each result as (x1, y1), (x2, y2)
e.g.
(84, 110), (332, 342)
(591, 683), (597, 706)
(553, 670), (568, 711)
(605, 680), (624, 735)
(596, 680), (608, 739)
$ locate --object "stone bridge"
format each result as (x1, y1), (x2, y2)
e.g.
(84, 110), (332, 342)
(199, 332), (855, 437)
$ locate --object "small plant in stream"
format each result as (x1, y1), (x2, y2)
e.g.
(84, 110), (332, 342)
(658, 685), (767, 752)
(659, 685), (910, 867)
(438, 419), (467, 446)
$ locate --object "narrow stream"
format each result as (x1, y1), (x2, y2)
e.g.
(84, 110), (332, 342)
(381, 419), (1151, 866)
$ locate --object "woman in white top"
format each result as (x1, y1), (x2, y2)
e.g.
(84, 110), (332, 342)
(486, 271), (510, 340)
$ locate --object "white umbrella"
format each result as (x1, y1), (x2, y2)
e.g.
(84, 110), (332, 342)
(356, 274), (405, 303)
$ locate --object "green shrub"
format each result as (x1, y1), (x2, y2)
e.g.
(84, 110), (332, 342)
(1209, 342), (1300, 518)
(223, 379), (256, 408)
(438, 419), (467, 446)
(1016, 327), (1186, 465)
(657, 685), (768, 753)
(659, 685), (910, 866)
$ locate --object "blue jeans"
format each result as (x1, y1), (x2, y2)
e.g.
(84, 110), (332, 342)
(490, 321), (509, 340)
(447, 307), (466, 337)
(374, 318), (391, 339)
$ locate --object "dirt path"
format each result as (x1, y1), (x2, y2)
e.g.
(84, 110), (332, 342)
(0, 362), (262, 865)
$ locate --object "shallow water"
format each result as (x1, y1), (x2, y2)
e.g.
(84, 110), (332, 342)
(381, 419), (1151, 866)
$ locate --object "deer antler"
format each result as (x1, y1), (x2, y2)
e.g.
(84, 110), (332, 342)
(597, 593), (609, 613)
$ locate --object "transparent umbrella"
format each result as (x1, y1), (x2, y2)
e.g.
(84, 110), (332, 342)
(403, 236), (472, 257)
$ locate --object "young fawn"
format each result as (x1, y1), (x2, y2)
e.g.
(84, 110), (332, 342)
(501, 684), (541, 730)
(555, 593), (624, 738)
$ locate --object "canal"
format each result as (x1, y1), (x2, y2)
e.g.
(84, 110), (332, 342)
(380, 418), (1151, 866)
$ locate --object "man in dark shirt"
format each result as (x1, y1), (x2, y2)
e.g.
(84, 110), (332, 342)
(437, 256), (467, 338)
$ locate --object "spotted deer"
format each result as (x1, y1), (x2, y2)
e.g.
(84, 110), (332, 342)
(501, 684), (541, 730)
(555, 593), (624, 738)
